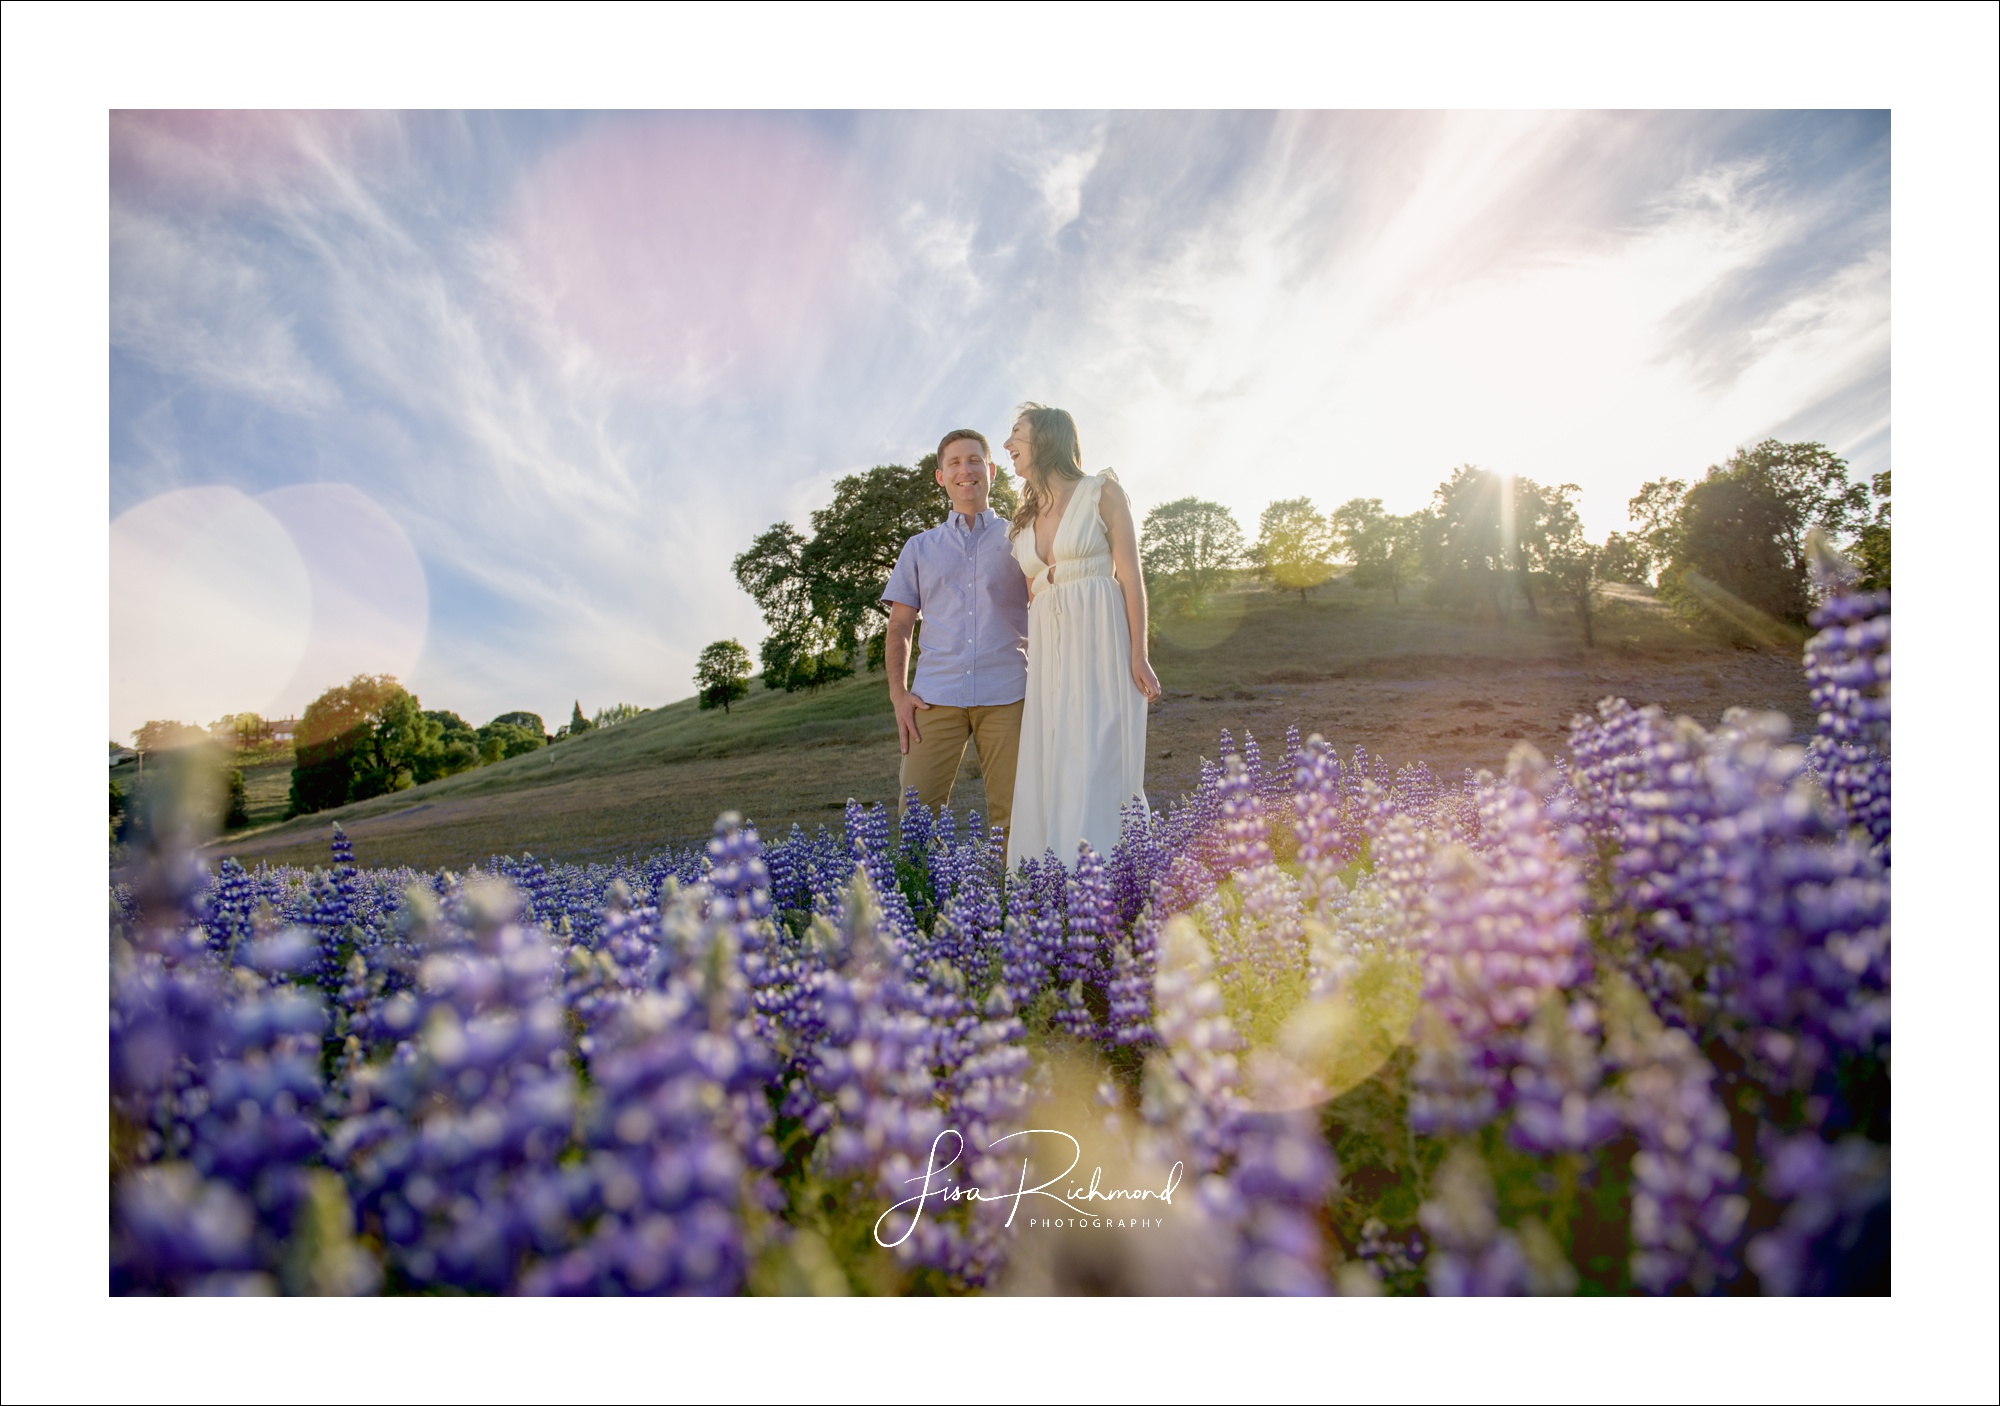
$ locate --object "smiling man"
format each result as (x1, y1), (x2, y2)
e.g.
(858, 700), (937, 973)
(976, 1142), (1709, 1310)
(880, 428), (1031, 840)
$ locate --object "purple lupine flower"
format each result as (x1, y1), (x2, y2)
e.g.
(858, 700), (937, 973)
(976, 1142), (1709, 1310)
(1213, 1106), (1338, 1294)
(1415, 784), (1588, 1042)
(1407, 1040), (1504, 1136)
(1140, 919), (1245, 1178)
(998, 914), (1044, 1008)
(935, 854), (1001, 982)
(1292, 735), (1352, 920)
(766, 824), (811, 913)
(898, 787), (935, 870)
(206, 857), (256, 958)
(1587, 702), (1891, 1095)
(1107, 799), (1157, 929)
(1419, 1147), (1529, 1296)
(1217, 754), (1271, 875)
(330, 879), (582, 1294)
(522, 914), (777, 1296)
(1745, 1133), (1889, 1295)
(1240, 730), (1265, 800)
(1802, 555), (1889, 860)
(936, 983), (1033, 1286)
(1619, 1022), (1747, 1295)
(1066, 844), (1116, 985)
(1507, 997), (1619, 1154)
(1105, 931), (1155, 1047)
(843, 800), (915, 944)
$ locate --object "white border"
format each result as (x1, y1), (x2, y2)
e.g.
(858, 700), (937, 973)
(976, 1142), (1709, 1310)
(4, 3), (1995, 1402)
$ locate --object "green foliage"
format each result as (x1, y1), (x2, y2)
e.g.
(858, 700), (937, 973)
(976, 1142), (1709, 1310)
(423, 709), (482, 779)
(1419, 466), (1563, 621)
(1330, 497), (1423, 604)
(476, 720), (545, 764)
(568, 701), (593, 736)
(696, 640), (753, 713)
(1141, 496), (1244, 616)
(223, 768), (250, 829)
(1668, 469), (1804, 634)
(1253, 496), (1338, 603)
(1595, 532), (1652, 587)
(593, 703), (647, 728)
(490, 711), (547, 736)
(131, 719), (206, 753)
(109, 777), (126, 842)
(1853, 469), (1890, 591)
(734, 522), (852, 692)
(1645, 441), (1864, 636)
(1538, 484), (1604, 647)
(1625, 477), (1688, 585)
(287, 675), (469, 817)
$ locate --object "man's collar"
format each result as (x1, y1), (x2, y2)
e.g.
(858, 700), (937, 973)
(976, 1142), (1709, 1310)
(943, 507), (996, 530)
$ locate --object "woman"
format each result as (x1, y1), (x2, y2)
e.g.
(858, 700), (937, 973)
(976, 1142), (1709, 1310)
(1002, 403), (1161, 872)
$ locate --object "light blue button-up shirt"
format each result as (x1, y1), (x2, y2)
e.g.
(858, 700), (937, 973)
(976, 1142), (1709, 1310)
(880, 508), (1030, 707)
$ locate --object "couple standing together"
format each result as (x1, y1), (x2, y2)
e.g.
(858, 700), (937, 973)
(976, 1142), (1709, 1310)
(881, 404), (1161, 872)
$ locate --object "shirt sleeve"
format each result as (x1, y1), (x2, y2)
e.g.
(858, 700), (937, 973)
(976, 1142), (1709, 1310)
(880, 536), (922, 610)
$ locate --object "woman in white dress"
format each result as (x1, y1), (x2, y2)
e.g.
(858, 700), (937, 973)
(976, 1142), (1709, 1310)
(1002, 404), (1161, 872)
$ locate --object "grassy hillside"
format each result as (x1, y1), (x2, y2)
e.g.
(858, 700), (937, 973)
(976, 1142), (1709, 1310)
(209, 576), (1814, 873)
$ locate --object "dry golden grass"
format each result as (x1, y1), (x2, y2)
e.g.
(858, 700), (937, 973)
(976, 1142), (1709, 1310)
(209, 576), (1812, 873)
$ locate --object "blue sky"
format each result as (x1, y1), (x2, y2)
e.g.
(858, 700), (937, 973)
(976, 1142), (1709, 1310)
(108, 109), (1889, 739)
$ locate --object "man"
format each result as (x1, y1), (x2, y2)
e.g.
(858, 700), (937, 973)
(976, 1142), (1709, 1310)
(879, 428), (1030, 839)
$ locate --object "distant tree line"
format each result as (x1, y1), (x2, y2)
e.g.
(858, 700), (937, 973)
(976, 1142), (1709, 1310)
(1135, 439), (1886, 649)
(283, 681), (647, 818)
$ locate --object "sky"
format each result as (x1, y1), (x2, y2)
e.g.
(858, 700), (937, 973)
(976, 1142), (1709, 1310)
(107, 109), (1890, 740)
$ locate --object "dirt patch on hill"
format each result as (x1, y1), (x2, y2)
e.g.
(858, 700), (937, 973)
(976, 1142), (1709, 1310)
(1142, 646), (1813, 802)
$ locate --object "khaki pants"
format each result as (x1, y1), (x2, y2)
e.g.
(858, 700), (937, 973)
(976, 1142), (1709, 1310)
(898, 698), (1024, 838)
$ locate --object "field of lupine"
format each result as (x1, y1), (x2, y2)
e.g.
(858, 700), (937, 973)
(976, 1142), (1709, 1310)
(109, 566), (1889, 1296)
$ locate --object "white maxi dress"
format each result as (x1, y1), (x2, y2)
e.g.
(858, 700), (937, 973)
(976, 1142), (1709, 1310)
(1005, 471), (1149, 870)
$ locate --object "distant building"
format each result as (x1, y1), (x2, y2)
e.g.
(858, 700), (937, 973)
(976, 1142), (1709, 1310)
(109, 746), (139, 768)
(267, 717), (299, 743)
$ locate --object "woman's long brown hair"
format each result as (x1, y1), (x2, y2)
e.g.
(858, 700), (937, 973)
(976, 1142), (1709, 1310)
(1007, 403), (1086, 541)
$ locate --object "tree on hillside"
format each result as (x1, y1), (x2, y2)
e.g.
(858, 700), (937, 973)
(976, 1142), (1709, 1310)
(474, 713), (547, 765)
(568, 701), (593, 736)
(1414, 468), (1571, 621)
(733, 521), (854, 693)
(696, 640), (753, 713)
(1330, 498), (1423, 604)
(1853, 469), (1890, 591)
(1538, 484), (1605, 647)
(594, 703), (646, 728)
(287, 675), (427, 816)
(1141, 497), (1244, 617)
(1626, 477), (1688, 586)
(1728, 440), (1868, 584)
(1595, 532), (1653, 587)
(1666, 468), (1805, 635)
(1642, 441), (1863, 635)
(131, 719), (206, 754)
(1252, 497), (1338, 604)
(223, 769), (250, 829)
(424, 710), (482, 778)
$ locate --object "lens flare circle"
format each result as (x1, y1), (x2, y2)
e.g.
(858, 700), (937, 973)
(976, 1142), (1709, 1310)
(110, 487), (312, 738)
(256, 482), (430, 712)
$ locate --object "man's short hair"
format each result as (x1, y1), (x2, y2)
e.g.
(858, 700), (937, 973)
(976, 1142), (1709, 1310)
(936, 428), (990, 465)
